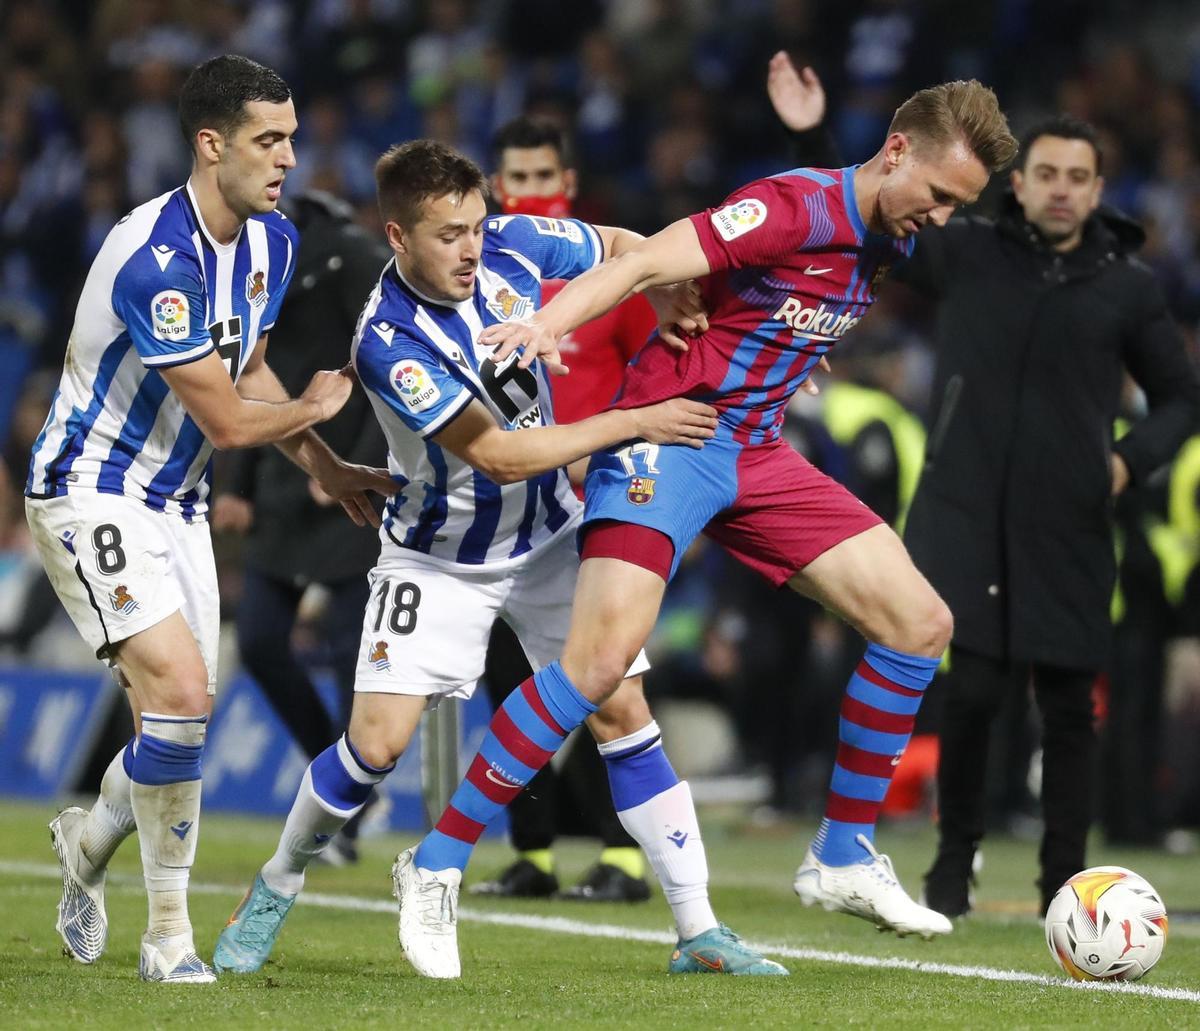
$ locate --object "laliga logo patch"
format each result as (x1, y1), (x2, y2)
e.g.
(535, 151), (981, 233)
(627, 475), (656, 506)
(486, 286), (532, 322)
(390, 359), (441, 413)
(109, 585), (139, 615)
(150, 291), (190, 338)
(711, 198), (767, 241)
(369, 640), (391, 672)
(245, 269), (268, 307)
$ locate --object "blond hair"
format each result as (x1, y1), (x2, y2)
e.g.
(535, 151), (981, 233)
(889, 80), (1017, 172)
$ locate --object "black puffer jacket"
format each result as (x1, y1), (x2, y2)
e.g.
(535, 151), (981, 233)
(898, 195), (1200, 669)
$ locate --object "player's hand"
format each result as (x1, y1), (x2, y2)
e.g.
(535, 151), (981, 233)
(313, 459), (397, 528)
(479, 319), (568, 375)
(631, 398), (719, 449)
(799, 355), (832, 396)
(301, 366), (356, 421)
(767, 51), (826, 133)
(210, 494), (253, 534)
(644, 281), (708, 352)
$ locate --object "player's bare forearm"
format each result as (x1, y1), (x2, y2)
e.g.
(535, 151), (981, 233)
(163, 351), (330, 451)
(236, 361), (338, 477)
(435, 399), (718, 486)
(480, 219), (712, 370)
(539, 222), (709, 338)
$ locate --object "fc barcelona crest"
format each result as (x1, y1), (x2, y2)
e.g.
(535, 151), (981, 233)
(627, 476), (656, 505)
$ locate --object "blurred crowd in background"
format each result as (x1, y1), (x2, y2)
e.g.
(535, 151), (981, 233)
(4, 0), (1200, 847)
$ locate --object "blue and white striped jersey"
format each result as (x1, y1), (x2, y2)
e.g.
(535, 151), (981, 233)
(26, 181), (298, 521)
(353, 213), (604, 567)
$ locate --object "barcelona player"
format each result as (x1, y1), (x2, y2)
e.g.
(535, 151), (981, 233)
(401, 81), (1018, 969)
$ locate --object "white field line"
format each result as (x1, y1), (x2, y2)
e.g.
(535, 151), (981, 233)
(2, 859), (1198, 1004)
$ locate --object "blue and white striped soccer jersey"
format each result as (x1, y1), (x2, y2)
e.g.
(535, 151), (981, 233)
(27, 181), (297, 518)
(24, 181), (297, 670)
(350, 213), (647, 697)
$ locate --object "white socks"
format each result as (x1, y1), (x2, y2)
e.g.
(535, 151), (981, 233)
(261, 735), (389, 897)
(131, 714), (207, 939)
(77, 743), (136, 884)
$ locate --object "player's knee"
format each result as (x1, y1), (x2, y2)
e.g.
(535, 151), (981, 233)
(150, 668), (211, 715)
(565, 647), (634, 705)
(346, 711), (408, 770)
(888, 592), (953, 658)
(587, 682), (652, 743)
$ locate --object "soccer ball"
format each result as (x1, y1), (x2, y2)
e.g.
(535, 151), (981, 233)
(1044, 866), (1168, 981)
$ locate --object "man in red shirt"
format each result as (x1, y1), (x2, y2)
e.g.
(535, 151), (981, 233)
(470, 116), (657, 903)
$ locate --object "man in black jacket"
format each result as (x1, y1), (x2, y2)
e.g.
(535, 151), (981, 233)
(897, 117), (1200, 916)
(213, 190), (391, 859)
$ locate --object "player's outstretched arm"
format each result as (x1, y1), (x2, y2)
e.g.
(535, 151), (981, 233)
(161, 349), (349, 450)
(434, 396), (718, 485)
(233, 339), (396, 527)
(480, 218), (712, 372)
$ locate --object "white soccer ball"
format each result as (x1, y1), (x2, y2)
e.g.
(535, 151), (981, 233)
(1044, 866), (1168, 981)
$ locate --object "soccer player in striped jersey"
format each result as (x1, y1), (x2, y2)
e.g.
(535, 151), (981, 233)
(430, 82), (1018, 946)
(214, 140), (787, 980)
(28, 56), (393, 984)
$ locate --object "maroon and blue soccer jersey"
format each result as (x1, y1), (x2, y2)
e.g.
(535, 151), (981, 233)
(611, 166), (914, 445)
(586, 166), (904, 581)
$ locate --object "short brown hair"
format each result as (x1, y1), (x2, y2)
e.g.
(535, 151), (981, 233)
(888, 80), (1017, 172)
(375, 139), (489, 228)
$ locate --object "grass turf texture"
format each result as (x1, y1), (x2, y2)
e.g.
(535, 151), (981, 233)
(1, 798), (1198, 1028)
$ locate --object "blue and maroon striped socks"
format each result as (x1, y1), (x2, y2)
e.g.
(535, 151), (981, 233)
(812, 642), (939, 866)
(413, 661), (596, 873)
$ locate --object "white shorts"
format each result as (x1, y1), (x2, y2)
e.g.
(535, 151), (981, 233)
(25, 493), (219, 693)
(355, 529), (649, 700)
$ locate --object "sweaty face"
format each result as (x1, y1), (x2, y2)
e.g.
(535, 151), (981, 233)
(875, 135), (990, 238)
(392, 189), (488, 303)
(1011, 135), (1102, 249)
(215, 99), (297, 218)
(494, 145), (572, 200)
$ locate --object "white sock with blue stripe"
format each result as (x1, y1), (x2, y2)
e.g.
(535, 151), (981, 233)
(600, 722), (717, 941)
(130, 714), (206, 938)
(262, 734), (393, 897)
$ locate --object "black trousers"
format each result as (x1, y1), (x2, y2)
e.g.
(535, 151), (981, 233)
(935, 645), (1096, 905)
(236, 568), (369, 760)
(484, 619), (636, 852)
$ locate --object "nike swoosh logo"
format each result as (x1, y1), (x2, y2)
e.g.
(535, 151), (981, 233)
(689, 951), (724, 972)
(804, 265), (833, 276)
(485, 768), (520, 788)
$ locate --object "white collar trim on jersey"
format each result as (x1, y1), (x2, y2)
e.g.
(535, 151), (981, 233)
(393, 258), (475, 314)
(185, 180), (244, 255)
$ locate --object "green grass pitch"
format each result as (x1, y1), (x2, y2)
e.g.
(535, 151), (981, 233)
(1, 798), (1198, 1028)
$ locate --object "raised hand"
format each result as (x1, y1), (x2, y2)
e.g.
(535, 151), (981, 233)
(767, 51), (826, 133)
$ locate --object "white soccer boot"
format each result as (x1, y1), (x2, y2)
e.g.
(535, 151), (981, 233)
(392, 847), (462, 978)
(138, 931), (217, 984)
(793, 834), (953, 939)
(49, 807), (108, 963)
